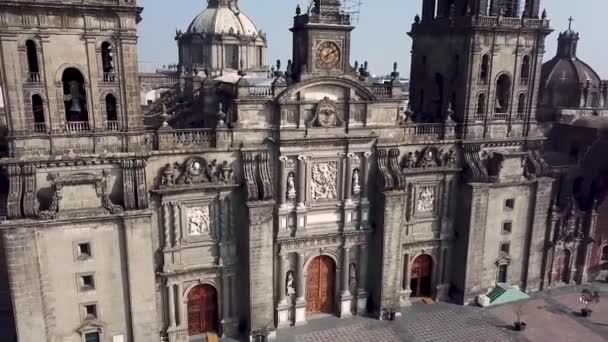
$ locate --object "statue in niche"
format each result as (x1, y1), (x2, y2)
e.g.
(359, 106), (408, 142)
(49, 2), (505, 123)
(286, 172), (296, 201)
(403, 152), (415, 169)
(352, 169), (361, 196)
(102, 45), (114, 72)
(349, 263), (357, 293)
(286, 271), (296, 295)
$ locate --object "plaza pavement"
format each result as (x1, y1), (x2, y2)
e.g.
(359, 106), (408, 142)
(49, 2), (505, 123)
(275, 282), (608, 342)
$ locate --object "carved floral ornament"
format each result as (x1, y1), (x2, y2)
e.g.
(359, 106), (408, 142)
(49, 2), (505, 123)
(160, 157), (233, 189)
(311, 161), (338, 201)
(402, 147), (458, 170)
(309, 97), (343, 128)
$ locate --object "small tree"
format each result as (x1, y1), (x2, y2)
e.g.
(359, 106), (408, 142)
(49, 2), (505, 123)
(513, 300), (528, 331)
(580, 288), (600, 316)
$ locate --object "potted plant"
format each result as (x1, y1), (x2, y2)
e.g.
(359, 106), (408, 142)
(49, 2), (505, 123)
(580, 288), (600, 317)
(513, 301), (528, 331)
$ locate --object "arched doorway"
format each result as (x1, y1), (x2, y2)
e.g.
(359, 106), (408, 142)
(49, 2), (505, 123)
(556, 249), (572, 284)
(187, 284), (219, 336)
(410, 254), (433, 297)
(306, 255), (335, 315)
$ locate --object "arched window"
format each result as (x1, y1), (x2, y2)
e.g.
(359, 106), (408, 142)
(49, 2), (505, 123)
(477, 93), (486, 119)
(224, 44), (239, 69)
(101, 42), (115, 82)
(419, 89), (425, 113)
(62, 68), (89, 131)
(495, 74), (512, 114)
(517, 93), (526, 116)
(32, 94), (45, 132)
(25, 40), (40, 82)
(520, 55), (531, 84)
(601, 245), (608, 261)
(105, 94), (118, 131)
(480, 55), (489, 83)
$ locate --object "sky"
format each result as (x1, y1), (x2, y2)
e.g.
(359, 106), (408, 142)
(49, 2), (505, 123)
(138, 0), (608, 77)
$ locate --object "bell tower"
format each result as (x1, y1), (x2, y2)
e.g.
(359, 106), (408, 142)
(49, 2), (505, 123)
(409, 0), (551, 138)
(290, 0), (355, 80)
(0, 0), (143, 157)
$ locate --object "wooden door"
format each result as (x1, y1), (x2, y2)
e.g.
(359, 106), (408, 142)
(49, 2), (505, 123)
(187, 284), (218, 336)
(410, 254), (432, 297)
(306, 256), (335, 314)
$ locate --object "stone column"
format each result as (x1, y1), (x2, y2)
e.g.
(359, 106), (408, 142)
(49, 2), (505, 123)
(357, 244), (368, 315)
(279, 157), (288, 208)
(171, 202), (181, 246)
(581, 211), (599, 283)
(294, 252), (306, 325)
(340, 246), (352, 318)
(361, 152), (371, 201)
(297, 155), (307, 208)
(221, 274), (238, 337)
(400, 253), (412, 307)
(344, 154), (353, 204)
(277, 252), (291, 326)
(162, 203), (171, 248)
(168, 284), (176, 328)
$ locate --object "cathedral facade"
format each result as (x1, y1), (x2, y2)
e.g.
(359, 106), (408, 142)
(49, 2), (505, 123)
(0, 0), (606, 342)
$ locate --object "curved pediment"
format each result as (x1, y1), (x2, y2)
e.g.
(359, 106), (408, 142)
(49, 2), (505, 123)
(276, 76), (377, 104)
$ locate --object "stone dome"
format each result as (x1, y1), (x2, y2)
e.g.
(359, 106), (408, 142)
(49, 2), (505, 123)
(187, 0), (260, 36)
(540, 27), (603, 108)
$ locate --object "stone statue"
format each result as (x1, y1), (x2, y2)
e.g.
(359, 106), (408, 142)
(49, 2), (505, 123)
(286, 172), (296, 201)
(286, 271), (295, 295)
(352, 169), (361, 196)
(349, 263), (357, 293)
(403, 152), (415, 169)
(102, 45), (114, 72)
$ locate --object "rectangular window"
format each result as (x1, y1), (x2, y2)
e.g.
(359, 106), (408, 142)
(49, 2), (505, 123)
(257, 46), (264, 67)
(500, 242), (511, 254)
(224, 45), (239, 69)
(84, 332), (100, 342)
(77, 242), (92, 260)
(84, 304), (97, 319)
(502, 221), (513, 234)
(504, 198), (515, 210)
(78, 274), (95, 291)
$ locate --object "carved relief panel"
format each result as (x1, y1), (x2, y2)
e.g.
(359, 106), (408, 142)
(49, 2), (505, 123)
(310, 161), (339, 201)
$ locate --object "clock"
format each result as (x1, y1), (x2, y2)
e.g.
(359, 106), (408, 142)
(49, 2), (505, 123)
(316, 41), (341, 70)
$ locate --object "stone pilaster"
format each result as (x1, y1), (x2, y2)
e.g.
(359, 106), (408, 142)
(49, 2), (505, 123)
(525, 177), (554, 291)
(462, 183), (490, 301)
(357, 244), (369, 314)
(294, 252), (306, 325)
(276, 252), (291, 327)
(376, 190), (407, 315)
(340, 246), (352, 317)
(247, 200), (275, 337)
(121, 212), (158, 341)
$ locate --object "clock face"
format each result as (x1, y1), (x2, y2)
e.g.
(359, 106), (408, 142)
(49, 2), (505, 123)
(316, 41), (341, 70)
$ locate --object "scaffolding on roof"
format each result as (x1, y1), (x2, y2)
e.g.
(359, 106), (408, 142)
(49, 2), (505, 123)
(306, 0), (362, 26)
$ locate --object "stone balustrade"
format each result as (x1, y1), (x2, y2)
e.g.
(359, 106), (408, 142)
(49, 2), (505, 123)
(106, 120), (119, 131)
(247, 86), (273, 97)
(370, 84), (392, 98)
(66, 121), (90, 132)
(402, 123), (457, 141)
